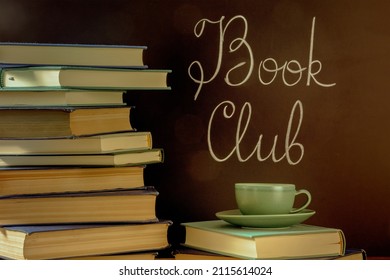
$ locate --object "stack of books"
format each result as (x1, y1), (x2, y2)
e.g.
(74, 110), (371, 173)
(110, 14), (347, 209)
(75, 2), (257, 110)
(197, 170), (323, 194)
(178, 220), (366, 260)
(0, 42), (172, 260)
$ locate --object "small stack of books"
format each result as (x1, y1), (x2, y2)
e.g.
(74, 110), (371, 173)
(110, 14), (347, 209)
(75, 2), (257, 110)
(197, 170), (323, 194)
(178, 220), (366, 260)
(0, 42), (172, 260)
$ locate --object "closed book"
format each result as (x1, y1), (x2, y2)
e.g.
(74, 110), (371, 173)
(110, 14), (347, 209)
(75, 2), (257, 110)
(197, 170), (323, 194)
(0, 66), (171, 90)
(0, 131), (152, 154)
(0, 148), (163, 167)
(174, 247), (366, 260)
(0, 186), (159, 225)
(0, 166), (145, 197)
(0, 221), (171, 260)
(182, 220), (346, 260)
(64, 252), (158, 260)
(0, 106), (132, 138)
(0, 90), (125, 107)
(0, 42), (146, 68)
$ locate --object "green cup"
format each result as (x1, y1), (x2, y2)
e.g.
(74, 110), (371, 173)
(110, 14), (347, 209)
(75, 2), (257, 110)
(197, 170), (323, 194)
(235, 183), (311, 215)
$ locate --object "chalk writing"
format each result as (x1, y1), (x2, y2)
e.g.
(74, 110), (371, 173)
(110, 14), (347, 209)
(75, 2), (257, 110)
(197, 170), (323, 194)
(188, 16), (336, 100)
(189, 15), (335, 165)
(208, 100), (304, 165)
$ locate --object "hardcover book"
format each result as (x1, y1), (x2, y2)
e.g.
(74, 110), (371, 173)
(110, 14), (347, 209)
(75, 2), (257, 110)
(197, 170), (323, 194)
(0, 148), (163, 167)
(0, 43), (146, 68)
(0, 166), (145, 197)
(0, 90), (126, 107)
(0, 66), (171, 90)
(64, 251), (158, 260)
(0, 186), (159, 225)
(0, 106), (133, 138)
(0, 221), (171, 260)
(182, 220), (346, 259)
(0, 131), (152, 154)
(174, 247), (366, 260)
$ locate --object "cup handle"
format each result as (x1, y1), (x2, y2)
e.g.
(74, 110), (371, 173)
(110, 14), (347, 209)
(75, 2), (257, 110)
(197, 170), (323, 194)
(290, 189), (311, 213)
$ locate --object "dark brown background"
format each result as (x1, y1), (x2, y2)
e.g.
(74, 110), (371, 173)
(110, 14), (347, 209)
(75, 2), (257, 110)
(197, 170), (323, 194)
(1, 0), (389, 256)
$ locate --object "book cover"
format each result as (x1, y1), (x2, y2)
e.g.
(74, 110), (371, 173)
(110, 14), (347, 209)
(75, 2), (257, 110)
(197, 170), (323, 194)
(0, 66), (171, 90)
(0, 90), (126, 107)
(182, 220), (346, 259)
(0, 221), (171, 260)
(0, 165), (145, 197)
(0, 42), (147, 68)
(0, 148), (163, 167)
(0, 186), (159, 225)
(174, 247), (366, 260)
(0, 131), (152, 154)
(0, 106), (133, 138)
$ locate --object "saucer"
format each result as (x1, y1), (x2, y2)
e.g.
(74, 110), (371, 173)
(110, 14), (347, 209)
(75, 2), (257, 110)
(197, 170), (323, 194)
(215, 209), (316, 228)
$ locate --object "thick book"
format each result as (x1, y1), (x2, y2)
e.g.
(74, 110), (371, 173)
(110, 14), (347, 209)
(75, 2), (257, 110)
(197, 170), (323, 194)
(0, 131), (152, 154)
(0, 42), (146, 68)
(0, 106), (132, 138)
(0, 66), (171, 90)
(174, 247), (366, 260)
(0, 221), (171, 260)
(0, 166), (145, 197)
(0, 148), (163, 167)
(0, 186), (159, 225)
(181, 220), (346, 260)
(0, 90), (125, 106)
(64, 251), (158, 260)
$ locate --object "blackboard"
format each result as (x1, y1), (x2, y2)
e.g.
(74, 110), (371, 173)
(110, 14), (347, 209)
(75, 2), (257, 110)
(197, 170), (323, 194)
(1, 0), (390, 256)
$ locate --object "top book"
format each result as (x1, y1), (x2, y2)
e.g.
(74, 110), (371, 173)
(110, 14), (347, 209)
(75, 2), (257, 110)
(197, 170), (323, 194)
(0, 42), (146, 68)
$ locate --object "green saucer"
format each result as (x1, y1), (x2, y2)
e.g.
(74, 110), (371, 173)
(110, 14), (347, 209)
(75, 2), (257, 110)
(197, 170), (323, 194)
(215, 209), (316, 228)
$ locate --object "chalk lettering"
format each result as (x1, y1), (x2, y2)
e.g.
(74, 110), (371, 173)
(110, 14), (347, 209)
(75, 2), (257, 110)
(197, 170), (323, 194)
(188, 15), (252, 100)
(208, 100), (304, 165)
(188, 16), (336, 99)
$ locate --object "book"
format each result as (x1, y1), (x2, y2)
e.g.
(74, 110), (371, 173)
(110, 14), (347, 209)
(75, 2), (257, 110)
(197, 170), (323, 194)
(0, 106), (132, 138)
(0, 66), (171, 90)
(64, 252), (158, 260)
(0, 42), (146, 68)
(174, 247), (366, 260)
(0, 148), (163, 167)
(174, 247), (237, 260)
(0, 166), (145, 197)
(0, 221), (171, 259)
(321, 249), (367, 260)
(181, 220), (346, 260)
(0, 186), (159, 225)
(0, 131), (152, 154)
(0, 90), (125, 106)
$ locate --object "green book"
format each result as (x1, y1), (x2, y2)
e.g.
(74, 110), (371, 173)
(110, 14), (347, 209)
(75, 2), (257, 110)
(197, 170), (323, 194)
(182, 220), (346, 260)
(0, 148), (163, 167)
(0, 66), (171, 91)
(0, 42), (147, 68)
